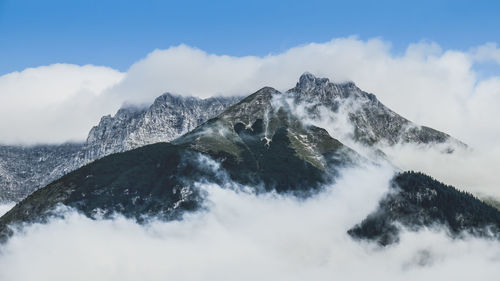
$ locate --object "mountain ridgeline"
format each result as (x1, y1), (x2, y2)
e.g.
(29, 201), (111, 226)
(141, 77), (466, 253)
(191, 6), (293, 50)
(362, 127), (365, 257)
(0, 73), (497, 245)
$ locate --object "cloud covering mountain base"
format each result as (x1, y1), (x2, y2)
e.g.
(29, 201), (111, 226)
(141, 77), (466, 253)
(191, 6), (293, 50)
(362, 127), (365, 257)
(1, 164), (499, 281)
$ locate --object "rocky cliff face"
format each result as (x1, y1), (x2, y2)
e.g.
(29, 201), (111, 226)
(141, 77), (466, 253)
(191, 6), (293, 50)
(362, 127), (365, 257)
(0, 144), (83, 202)
(0, 94), (240, 202)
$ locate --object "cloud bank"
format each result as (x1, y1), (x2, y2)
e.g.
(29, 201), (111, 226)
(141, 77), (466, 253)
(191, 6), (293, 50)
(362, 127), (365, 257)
(2, 37), (500, 148)
(0, 64), (124, 144)
(1, 164), (500, 281)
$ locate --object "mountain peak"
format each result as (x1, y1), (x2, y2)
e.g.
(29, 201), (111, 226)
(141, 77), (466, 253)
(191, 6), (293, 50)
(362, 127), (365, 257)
(153, 92), (192, 105)
(296, 72), (331, 90)
(296, 72), (359, 91)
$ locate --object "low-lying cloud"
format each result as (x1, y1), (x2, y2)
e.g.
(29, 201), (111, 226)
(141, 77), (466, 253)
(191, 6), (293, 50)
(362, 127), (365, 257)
(2, 37), (500, 147)
(1, 164), (499, 281)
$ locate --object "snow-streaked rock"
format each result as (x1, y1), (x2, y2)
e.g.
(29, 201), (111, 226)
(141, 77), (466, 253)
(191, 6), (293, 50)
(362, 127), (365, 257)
(289, 73), (461, 147)
(83, 93), (240, 159)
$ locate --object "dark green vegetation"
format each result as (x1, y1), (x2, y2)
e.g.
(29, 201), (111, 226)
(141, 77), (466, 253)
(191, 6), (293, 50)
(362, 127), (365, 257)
(349, 171), (500, 245)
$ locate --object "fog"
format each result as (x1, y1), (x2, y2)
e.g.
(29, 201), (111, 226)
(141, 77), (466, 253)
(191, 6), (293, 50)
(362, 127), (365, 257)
(0, 163), (499, 281)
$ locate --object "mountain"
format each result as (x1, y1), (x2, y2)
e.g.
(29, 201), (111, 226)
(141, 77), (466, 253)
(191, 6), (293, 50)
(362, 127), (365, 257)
(0, 113), (331, 240)
(173, 86), (357, 190)
(1, 73), (497, 245)
(0, 84), (359, 239)
(0, 94), (240, 202)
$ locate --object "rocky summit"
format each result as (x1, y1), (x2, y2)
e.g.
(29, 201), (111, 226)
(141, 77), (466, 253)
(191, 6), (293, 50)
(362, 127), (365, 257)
(289, 73), (462, 147)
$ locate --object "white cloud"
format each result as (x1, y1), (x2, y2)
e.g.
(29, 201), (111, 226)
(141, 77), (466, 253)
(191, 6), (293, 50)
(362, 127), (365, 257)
(0, 64), (124, 144)
(1, 165), (500, 281)
(470, 42), (500, 64)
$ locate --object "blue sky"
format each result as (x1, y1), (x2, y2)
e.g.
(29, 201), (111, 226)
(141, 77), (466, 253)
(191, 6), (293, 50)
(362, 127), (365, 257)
(1, 0), (499, 75)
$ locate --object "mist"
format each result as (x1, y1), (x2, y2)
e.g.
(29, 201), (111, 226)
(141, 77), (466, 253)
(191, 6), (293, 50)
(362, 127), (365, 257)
(0, 163), (499, 281)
